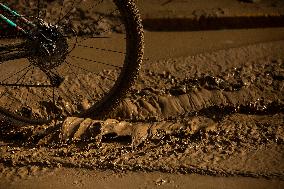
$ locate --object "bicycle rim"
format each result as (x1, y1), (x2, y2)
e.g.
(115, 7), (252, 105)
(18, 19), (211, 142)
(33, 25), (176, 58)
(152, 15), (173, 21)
(0, 0), (144, 124)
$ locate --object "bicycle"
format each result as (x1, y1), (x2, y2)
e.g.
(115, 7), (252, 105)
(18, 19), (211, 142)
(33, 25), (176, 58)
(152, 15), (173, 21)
(0, 0), (144, 124)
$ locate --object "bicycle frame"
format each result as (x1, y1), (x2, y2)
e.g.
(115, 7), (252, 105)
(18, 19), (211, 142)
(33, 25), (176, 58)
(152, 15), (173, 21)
(0, 3), (35, 62)
(0, 3), (35, 35)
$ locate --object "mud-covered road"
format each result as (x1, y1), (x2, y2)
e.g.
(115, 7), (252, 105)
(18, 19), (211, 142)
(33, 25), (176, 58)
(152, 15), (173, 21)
(0, 28), (284, 188)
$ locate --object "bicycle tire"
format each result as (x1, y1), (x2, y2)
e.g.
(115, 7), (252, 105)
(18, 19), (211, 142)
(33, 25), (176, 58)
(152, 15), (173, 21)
(0, 0), (144, 124)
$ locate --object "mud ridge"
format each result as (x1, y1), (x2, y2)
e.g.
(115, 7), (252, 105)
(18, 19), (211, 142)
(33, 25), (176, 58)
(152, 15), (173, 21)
(113, 90), (283, 121)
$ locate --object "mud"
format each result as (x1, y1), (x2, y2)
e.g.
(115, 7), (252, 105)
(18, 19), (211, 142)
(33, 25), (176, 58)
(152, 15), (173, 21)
(0, 40), (283, 184)
(1, 1), (284, 187)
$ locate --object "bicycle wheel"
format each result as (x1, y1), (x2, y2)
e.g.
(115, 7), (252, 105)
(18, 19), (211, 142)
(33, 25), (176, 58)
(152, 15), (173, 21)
(0, 0), (144, 124)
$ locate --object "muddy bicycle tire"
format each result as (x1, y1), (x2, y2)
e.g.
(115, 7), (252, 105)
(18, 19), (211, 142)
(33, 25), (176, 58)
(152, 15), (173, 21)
(0, 0), (144, 124)
(82, 0), (144, 119)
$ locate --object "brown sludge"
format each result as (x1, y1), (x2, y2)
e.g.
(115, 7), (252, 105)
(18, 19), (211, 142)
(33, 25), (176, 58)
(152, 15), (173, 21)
(0, 39), (284, 187)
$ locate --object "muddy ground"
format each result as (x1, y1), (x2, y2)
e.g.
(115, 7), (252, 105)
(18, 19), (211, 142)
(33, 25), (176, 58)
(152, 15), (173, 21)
(1, 0), (284, 189)
(0, 35), (284, 188)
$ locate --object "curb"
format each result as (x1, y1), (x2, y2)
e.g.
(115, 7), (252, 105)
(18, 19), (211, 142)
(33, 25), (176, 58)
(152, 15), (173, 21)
(142, 14), (284, 31)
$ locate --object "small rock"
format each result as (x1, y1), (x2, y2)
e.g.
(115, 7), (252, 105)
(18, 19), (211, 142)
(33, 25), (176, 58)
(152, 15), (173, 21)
(188, 117), (217, 134)
(169, 86), (187, 96)
(155, 178), (167, 186)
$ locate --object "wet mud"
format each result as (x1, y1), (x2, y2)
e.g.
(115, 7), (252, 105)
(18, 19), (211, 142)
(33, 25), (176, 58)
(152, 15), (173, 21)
(0, 40), (283, 182)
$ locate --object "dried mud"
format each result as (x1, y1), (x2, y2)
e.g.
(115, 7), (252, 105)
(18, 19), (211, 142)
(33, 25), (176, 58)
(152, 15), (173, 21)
(0, 40), (283, 183)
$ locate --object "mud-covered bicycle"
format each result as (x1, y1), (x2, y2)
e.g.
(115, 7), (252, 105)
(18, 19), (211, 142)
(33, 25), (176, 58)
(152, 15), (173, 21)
(0, 0), (144, 124)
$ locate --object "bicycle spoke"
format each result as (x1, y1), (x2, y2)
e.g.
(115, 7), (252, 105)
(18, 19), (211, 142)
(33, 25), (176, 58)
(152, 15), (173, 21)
(0, 49), (21, 56)
(64, 35), (111, 39)
(0, 65), (32, 107)
(65, 60), (112, 94)
(37, 0), (40, 20)
(1, 64), (31, 84)
(56, 0), (84, 25)
(86, 0), (104, 14)
(0, 46), (27, 57)
(52, 69), (76, 104)
(52, 86), (56, 117)
(0, 0), (144, 123)
(56, 0), (64, 24)
(56, 0), (104, 25)
(0, 42), (27, 50)
(0, 51), (30, 62)
(88, 36), (111, 39)
(95, 9), (119, 27)
(64, 60), (116, 82)
(60, 82), (77, 107)
(76, 44), (125, 54)
(4, 91), (20, 109)
(65, 60), (93, 102)
(0, 48), (23, 54)
(77, 8), (120, 44)
(15, 65), (33, 84)
(69, 55), (122, 69)
(29, 85), (53, 104)
(66, 62), (110, 99)
(6, 66), (33, 111)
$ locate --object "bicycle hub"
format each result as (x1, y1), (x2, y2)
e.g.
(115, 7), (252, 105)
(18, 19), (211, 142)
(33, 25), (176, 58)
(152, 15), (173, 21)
(28, 20), (69, 70)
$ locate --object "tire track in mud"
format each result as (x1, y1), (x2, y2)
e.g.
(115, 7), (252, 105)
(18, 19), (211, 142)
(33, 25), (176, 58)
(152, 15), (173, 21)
(113, 87), (283, 121)
(112, 41), (284, 120)
(0, 114), (283, 180)
(0, 41), (284, 180)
